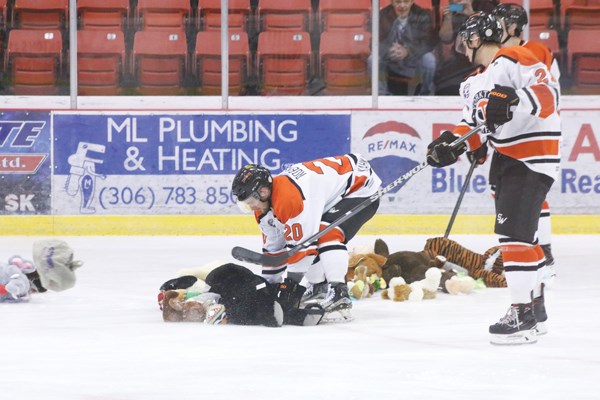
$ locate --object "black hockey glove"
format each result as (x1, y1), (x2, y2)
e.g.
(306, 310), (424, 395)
(274, 278), (306, 314)
(486, 84), (520, 133)
(466, 143), (488, 166)
(426, 130), (466, 168)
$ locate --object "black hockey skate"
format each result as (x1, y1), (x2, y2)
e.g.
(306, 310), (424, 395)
(319, 282), (353, 323)
(300, 281), (329, 308)
(533, 283), (548, 335)
(489, 303), (537, 345)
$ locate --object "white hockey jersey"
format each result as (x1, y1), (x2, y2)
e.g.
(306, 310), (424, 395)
(453, 45), (561, 180)
(256, 154), (381, 281)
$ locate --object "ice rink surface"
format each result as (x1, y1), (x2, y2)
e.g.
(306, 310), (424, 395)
(2, 234), (599, 400)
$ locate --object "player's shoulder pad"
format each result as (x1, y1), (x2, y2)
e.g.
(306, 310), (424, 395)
(493, 45), (540, 67)
(271, 175), (304, 222)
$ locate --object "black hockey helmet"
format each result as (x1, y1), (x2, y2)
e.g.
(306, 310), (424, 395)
(492, 3), (528, 37)
(456, 12), (503, 53)
(231, 164), (272, 202)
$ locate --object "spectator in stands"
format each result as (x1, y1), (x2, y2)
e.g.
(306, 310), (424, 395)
(434, 0), (499, 95)
(377, 0), (438, 95)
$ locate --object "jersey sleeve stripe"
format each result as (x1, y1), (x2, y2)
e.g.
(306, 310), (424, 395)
(522, 87), (538, 116)
(530, 84), (556, 118)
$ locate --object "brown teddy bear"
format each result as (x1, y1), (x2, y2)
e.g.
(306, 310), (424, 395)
(161, 290), (207, 323)
(346, 252), (387, 282)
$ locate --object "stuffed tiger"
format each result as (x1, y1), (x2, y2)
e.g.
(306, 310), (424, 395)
(424, 237), (506, 288)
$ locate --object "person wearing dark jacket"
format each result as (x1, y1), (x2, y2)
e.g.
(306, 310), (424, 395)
(377, 0), (438, 95)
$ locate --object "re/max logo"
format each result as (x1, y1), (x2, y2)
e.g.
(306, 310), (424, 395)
(0, 121), (46, 148)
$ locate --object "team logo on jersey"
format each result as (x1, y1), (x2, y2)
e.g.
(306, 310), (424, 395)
(472, 90), (491, 128)
(358, 121), (422, 192)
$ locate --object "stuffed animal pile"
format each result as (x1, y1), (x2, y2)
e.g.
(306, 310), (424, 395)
(346, 238), (486, 303)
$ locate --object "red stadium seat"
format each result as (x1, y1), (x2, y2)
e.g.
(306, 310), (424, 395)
(318, 0), (371, 32)
(257, 0), (312, 32)
(78, 0), (129, 32)
(563, 0), (600, 30)
(197, 0), (251, 31)
(319, 31), (371, 95)
(567, 29), (600, 93)
(136, 0), (190, 31)
(12, 0), (68, 30)
(77, 30), (126, 95)
(5, 29), (63, 95)
(528, 27), (560, 58)
(132, 31), (188, 95)
(194, 31), (250, 95)
(256, 31), (312, 95)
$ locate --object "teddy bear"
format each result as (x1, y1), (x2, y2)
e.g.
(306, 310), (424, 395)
(444, 274), (477, 295)
(161, 289), (226, 324)
(346, 251), (387, 300)
(380, 266), (442, 302)
(0, 256), (36, 302)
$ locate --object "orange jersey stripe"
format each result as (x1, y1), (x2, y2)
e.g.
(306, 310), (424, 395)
(530, 84), (556, 118)
(497, 138), (560, 159)
(287, 248), (318, 265)
(317, 225), (345, 245)
(523, 41), (553, 72)
(494, 46), (541, 67)
(271, 175), (304, 222)
(453, 124), (484, 151)
(347, 175), (367, 196)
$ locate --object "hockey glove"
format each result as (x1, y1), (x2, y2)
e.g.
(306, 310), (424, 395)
(275, 278), (306, 314)
(486, 84), (520, 133)
(466, 143), (488, 166)
(426, 130), (466, 168)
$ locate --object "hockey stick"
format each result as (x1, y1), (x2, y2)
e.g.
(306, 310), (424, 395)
(232, 124), (485, 267)
(444, 157), (478, 238)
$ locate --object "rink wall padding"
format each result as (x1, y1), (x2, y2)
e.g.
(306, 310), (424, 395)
(2, 214), (598, 235)
(0, 98), (599, 234)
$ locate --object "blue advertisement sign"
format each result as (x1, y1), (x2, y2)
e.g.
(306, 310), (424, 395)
(53, 112), (350, 215)
(0, 111), (51, 215)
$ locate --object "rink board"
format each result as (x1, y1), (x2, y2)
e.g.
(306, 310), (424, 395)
(2, 214), (598, 235)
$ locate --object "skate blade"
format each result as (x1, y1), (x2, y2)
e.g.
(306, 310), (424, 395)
(321, 309), (354, 324)
(535, 322), (548, 336)
(490, 329), (537, 345)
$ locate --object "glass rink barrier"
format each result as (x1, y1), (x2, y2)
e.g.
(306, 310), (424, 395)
(1, 0), (599, 101)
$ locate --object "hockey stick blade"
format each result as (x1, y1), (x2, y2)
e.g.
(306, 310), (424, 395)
(231, 124), (486, 267)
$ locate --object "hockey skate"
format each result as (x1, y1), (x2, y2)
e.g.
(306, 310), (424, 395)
(300, 281), (329, 308)
(319, 282), (353, 323)
(533, 283), (548, 335)
(489, 303), (537, 345)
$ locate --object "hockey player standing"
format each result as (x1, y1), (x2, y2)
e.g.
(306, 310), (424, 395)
(493, 2), (559, 280)
(426, 12), (560, 345)
(231, 154), (382, 319)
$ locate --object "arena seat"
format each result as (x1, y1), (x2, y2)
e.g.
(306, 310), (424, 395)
(257, 0), (312, 32)
(528, 27), (560, 59)
(0, 0), (7, 31)
(319, 31), (371, 95)
(12, 0), (68, 30)
(5, 29), (63, 95)
(132, 30), (188, 95)
(136, 0), (190, 31)
(78, 0), (129, 32)
(563, 0), (600, 30)
(256, 31), (312, 95)
(318, 0), (371, 32)
(197, 0), (251, 31)
(194, 31), (250, 95)
(77, 30), (126, 95)
(567, 28), (600, 94)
